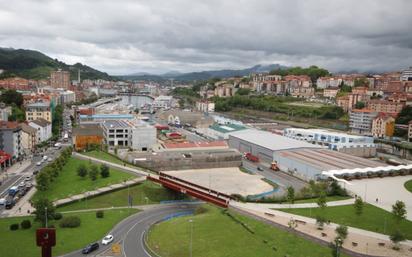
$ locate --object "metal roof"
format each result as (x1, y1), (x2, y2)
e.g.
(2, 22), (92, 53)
(229, 129), (320, 151)
(209, 123), (247, 133)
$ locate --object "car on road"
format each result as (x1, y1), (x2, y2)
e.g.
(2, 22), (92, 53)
(36, 162), (42, 166)
(101, 235), (114, 245)
(82, 242), (99, 254)
(47, 157), (52, 162)
(5, 198), (15, 209)
(25, 175), (32, 181)
(0, 198), (5, 205)
(33, 170), (39, 175)
(18, 182), (25, 188)
(257, 166), (263, 171)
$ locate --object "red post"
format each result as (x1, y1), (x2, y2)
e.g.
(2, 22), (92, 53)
(36, 228), (56, 257)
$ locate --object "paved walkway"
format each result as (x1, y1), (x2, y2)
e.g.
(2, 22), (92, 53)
(53, 177), (146, 207)
(72, 152), (149, 176)
(245, 198), (355, 209)
(231, 201), (412, 257)
(0, 160), (31, 181)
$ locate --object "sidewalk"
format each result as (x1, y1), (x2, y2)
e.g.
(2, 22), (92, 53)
(231, 201), (412, 257)
(53, 177), (146, 207)
(243, 198), (355, 209)
(0, 160), (31, 181)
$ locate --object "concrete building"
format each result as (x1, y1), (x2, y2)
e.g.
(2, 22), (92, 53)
(349, 109), (378, 134)
(0, 103), (12, 121)
(400, 66), (412, 81)
(59, 90), (76, 104)
(25, 102), (52, 122)
(228, 129), (384, 181)
(152, 95), (173, 109)
(283, 128), (376, 157)
(0, 121), (23, 160)
(159, 110), (214, 128)
(323, 88), (339, 98)
(101, 119), (156, 151)
(79, 114), (134, 123)
(201, 123), (247, 140)
(72, 124), (104, 151)
(21, 123), (38, 153)
(29, 118), (52, 143)
(372, 113), (395, 139)
(196, 100), (215, 113)
(51, 69), (70, 89)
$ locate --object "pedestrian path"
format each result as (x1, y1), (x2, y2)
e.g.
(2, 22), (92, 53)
(244, 198), (355, 209)
(231, 201), (412, 257)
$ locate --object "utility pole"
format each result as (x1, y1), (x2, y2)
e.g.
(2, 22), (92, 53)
(45, 207), (48, 228)
(189, 219), (193, 257)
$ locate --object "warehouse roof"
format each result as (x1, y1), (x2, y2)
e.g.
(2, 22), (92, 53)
(209, 123), (247, 133)
(229, 129), (320, 151)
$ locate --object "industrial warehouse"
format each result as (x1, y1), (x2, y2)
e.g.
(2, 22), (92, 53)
(228, 129), (392, 181)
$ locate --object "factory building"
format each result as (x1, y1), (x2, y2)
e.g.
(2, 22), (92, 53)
(283, 128), (376, 157)
(228, 129), (385, 181)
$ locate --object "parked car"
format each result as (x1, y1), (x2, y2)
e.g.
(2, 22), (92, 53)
(36, 162), (42, 166)
(257, 166), (263, 171)
(102, 235), (114, 245)
(25, 182), (33, 189)
(0, 198), (5, 205)
(33, 170), (39, 175)
(8, 186), (19, 197)
(47, 157), (52, 162)
(18, 182), (25, 188)
(82, 242), (99, 254)
(5, 199), (15, 209)
(25, 175), (32, 182)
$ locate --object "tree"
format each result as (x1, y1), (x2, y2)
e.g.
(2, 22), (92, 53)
(89, 165), (99, 181)
(236, 88), (251, 96)
(354, 101), (365, 109)
(353, 77), (369, 87)
(335, 225), (348, 241)
(100, 164), (110, 178)
(8, 105), (25, 122)
(36, 171), (51, 191)
(286, 186), (295, 204)
(354, 197), (364, 216)
(33, 198), (56, 226)
(395, 105), (412, 125)
(316, 215), (327, 230)
(389, 229), (406, 250)
(77, 164), (88, 178)
(329, 180), (346, 196)
(392, 200), (407, 223)
(317, 192), (327, 209)
(0, 89), (23, 107)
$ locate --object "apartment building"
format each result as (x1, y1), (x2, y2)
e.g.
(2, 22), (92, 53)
(0, 121), (23, 160)
(0, 103), (12, 121)
(400, 66), (412, 81)
(367, 100), (405, 114)
(21, 123), (38, 153)
(101, 119), (156, 151)
(51, 69), (70, 89)
(196, 100), (215, 113)
(349, 109), (378, 134)
(25, 102), (52, 122)
(371, 113), (395, 139)
(323, 88), (339, 98)
(29, 118), (52, 143)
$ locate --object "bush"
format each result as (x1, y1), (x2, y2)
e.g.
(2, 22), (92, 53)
(10, 223), (19, 230)
(96, 210), (104, 218)
(20, 220), (31, 229)
(59, 216), (81, 228)
(53, 212), (63, 220)
(100, 164), (110, 178)
(194, 206), (208, 215)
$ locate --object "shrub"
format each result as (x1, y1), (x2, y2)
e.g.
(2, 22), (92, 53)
(96, 210), (104, 218)
(100, 164), (110, 178)
(53, 212), (63, 220)
(20, 220), (31, 229)
(10, 223), (19, 230)
(194, 206), (208, 215)
(59, 216), (81, 228)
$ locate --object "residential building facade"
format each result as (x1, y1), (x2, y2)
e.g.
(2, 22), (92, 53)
(0, 121), (23, 160)
(196, 100), (215, 113)
(25, 102), (52, 122)
(29, 118), (52, 143)
(371, 114), (395, 139)
(349, 109), (378, 134)
(21, 123), (38, 153)
(50, 69), (70, 89)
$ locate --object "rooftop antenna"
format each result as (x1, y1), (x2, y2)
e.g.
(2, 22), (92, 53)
(170, 78), (174, 88)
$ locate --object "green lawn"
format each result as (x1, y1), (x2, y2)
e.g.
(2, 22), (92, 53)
(0, 209), (137, 257)
(58, 181), (185, 212)
(32, 157), (136, 202)
(279, 204), (412, 239)
(148, 205), (349, 257)
(405, 179), (412, 193)
(83, 150), (133, 167)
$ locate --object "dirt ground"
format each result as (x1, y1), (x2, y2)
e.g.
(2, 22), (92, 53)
(164, 167), (273, 196)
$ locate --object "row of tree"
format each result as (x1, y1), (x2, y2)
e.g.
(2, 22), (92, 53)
(269, 65), (330, 84)
(36, 147), (72, 191)
(77, 163), (110, 180)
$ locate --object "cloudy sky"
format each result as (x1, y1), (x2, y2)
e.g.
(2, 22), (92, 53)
(0, 0), (411, 75)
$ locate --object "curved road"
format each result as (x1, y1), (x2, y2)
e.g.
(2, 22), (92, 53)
(62, 203), (198, 257)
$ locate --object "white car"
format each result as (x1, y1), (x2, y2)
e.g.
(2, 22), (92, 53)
(36, 162), (42, 166)
(101, 235), (114, 245)
(47, 157), (52, 162)
(0, 198), (5, 205)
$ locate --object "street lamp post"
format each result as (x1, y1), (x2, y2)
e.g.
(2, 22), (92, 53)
(189, 219), (193, 257)
(45, 207), (48, 228)
(336, 238), (342, 257)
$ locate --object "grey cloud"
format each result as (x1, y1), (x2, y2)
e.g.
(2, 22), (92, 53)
(0, 0), (411, 74)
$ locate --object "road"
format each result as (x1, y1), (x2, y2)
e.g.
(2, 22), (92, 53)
(242, 160), (307, 195)
(62, 204), (198, 257)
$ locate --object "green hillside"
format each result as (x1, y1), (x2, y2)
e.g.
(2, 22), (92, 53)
(0, 48), (113, 81)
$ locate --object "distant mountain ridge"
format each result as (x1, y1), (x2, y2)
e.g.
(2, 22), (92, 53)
(0, 47), (113, 81)
(119, 64), (288, 81)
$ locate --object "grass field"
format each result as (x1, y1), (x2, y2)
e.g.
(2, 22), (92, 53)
(287, 101), (328, 108)
(0, 209), (137, 257)
(279, 203), (412, 239)
(82, 150), (133, 167)
(58, 181), (184, 212)
(32, 157), (136, 202)
(147, 205), (349, 257)
(405, 179), (412, 193)
(292, 195), (351, 204)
